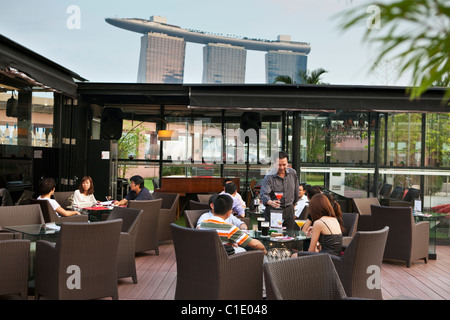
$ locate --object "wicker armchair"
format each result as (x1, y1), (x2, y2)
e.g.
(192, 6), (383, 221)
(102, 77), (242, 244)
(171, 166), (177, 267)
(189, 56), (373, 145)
(263, 254), (348, 300)
(0, 204), (45, 238)
(353, 198), (380, 231)
(0, 239), (30, 299)
(128, 199), (162, 254)
(197, 194), (213, 203)
(35, 220), (122, 300)
(151, 192), (179, 241)
(189, 200), (210, 211)
(371, 205), (429, 267)
(171, 223), (264, 300)
(30, 198), (88, 223)
(341, 212), (359, 247)
(331, 227), (389, 299)
(53, 191), (74, 209)
(107, 206), (143, 283)
(184, 209), (209, 228)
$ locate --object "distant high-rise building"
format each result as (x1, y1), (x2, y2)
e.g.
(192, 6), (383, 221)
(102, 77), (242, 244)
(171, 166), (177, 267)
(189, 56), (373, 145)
(202, 43), (246, 83)
(137, 32), (186, 83)
(266, 50), (307, 84)
(106, 16), (311, 84)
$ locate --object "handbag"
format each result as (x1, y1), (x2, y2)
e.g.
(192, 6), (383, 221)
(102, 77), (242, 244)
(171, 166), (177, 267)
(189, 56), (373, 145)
(223, 244), (235, 255)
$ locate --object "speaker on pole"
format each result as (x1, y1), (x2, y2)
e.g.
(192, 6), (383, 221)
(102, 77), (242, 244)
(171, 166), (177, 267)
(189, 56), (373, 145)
(240, 112), (262, 132)
(101, 107), (123, 140)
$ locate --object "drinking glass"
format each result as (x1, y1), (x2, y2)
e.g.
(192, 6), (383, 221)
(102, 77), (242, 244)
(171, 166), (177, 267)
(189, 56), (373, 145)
(274, 192), (283, 200)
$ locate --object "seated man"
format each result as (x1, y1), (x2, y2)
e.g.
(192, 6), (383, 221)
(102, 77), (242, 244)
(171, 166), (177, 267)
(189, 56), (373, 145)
(196, 194), (247, 230)
(114, 175), (152, 206)
(220, 182), (245, 218)
(223, 178), (246, 209)
(199, 194), (266, 254)
(37, 177), (81, 217)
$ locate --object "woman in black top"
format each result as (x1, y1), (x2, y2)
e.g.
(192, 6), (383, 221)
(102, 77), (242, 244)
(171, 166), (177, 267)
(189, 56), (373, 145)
(307, 193), (342, 256)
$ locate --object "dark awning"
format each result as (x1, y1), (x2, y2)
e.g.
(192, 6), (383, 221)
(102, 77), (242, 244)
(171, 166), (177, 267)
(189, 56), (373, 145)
(188, 84), (449, 113)
(0, 34), (86, 97)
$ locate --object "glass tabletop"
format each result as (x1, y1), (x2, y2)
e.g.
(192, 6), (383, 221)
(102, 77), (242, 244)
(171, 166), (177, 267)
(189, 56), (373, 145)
(4, 223), (61, 236)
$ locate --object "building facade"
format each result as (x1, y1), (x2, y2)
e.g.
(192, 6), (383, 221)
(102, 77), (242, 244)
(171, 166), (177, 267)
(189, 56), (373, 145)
(266, 50), (308, 84)
(202, 43), (246, 84)
(137, 32), (186, 83)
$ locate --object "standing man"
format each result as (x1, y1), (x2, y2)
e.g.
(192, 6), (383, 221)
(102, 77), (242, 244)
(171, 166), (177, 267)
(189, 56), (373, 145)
(260, 151), (300, 230)
(114, 175), (152, 206)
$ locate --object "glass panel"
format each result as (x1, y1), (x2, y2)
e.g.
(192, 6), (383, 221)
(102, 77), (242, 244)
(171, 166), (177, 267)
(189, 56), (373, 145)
(386, 113), (422, 167)
(0, 91), (54, 147)
(425, 113), (450, 167)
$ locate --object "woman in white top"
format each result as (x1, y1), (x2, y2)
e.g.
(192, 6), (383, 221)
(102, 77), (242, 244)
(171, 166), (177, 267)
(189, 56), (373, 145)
(72, 176), (97, 208)
(38, 177), (80, 217)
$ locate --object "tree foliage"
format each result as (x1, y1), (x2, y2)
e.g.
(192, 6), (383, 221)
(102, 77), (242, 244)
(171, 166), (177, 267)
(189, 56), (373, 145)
(274, 68), (328, 84)
(337, 0), (450, 103)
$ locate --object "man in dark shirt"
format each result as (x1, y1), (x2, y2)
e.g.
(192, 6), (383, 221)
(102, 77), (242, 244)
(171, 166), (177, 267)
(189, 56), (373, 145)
(114, 175), (152, 206)
(260, 151), (300, 230)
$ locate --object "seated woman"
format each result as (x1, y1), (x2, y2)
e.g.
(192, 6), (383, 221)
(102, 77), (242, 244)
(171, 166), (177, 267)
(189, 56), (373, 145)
(73, 176), (97, 208)
(306, 193), (342, 256)
(38, 177), (80, 217)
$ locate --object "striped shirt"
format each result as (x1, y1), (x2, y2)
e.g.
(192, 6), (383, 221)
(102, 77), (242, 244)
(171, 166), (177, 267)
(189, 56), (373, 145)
(199, 216), (252, 248)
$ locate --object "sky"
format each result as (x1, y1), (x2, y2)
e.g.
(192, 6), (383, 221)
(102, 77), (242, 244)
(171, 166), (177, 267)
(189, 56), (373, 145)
(0, 0), (410, 86)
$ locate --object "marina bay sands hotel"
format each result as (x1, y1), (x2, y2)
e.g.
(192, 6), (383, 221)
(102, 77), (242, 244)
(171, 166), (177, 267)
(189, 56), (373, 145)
(106, 16), (311, 84)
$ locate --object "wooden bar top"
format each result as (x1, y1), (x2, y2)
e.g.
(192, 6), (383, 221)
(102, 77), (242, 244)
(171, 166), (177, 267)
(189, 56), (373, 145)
(155, 177), (240, 196)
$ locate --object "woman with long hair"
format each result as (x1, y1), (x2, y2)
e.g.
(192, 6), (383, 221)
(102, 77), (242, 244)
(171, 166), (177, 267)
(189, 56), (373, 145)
(306, 193), (342, 256)
(73, 176), (97, 208)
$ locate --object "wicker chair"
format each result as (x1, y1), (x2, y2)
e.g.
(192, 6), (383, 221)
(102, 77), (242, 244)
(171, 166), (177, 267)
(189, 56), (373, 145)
(0, 239), (30, 299)
(0, 204), (45, 238)
(341, 212), (359, 247)
(53, 191), (74, 209)
(151, 192), (179, 241)
(184, 209), (209, 228)
(331, 227), (389, 299)
(128, 199), (162, 254)
(189, 200), (210, 211)
(371, 205), (429, 267)
(29, 198), (88, 223)
(353, 198), (380, 231)
(35, 220), (123, 300)
(107, 206), (143, 283)
(263, 254), (348, 300)
(197, 194), (213, 203)
(171, 223), (264, 300)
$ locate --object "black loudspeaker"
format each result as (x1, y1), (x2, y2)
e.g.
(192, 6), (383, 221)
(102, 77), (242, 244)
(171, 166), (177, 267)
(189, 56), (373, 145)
(6, 97), (18, 118)
(240, 112), (261, 132)
(100, 108), (123, 140)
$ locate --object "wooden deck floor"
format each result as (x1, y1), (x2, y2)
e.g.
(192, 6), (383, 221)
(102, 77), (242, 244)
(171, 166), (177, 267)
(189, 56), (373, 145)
(118, 242), (450, 300)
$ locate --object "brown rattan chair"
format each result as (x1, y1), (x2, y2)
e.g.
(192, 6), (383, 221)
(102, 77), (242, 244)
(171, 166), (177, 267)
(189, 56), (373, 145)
(341, 212), (359, 247)
(53, 191), (74, 209)
(0, 204), (45, 238)
(184, 209), (209, 228)
(0, 239), (30, 299)
(263, 253), (348, 300)
(197, 194), (213, 203)
(171, 223), (264, 300)
(35, 220), (122, 300)
(353, 197), (380, 231)
(106, 206), (143, 283)
(29, 198), (88, 223)
(331, 227), (389, 299)
(151, 192), (179, 241)
(371, 205), (429, 267)
(128, 198), (162, 254)
(189, 199), (210, 211)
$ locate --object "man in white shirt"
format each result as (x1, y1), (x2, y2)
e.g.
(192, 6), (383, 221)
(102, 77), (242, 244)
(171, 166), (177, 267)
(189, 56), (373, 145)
(37, 177), (81, 217)
(295, 183), (309, 218)
(196, 194), (247, 230)
(223, 178), (246, 209)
